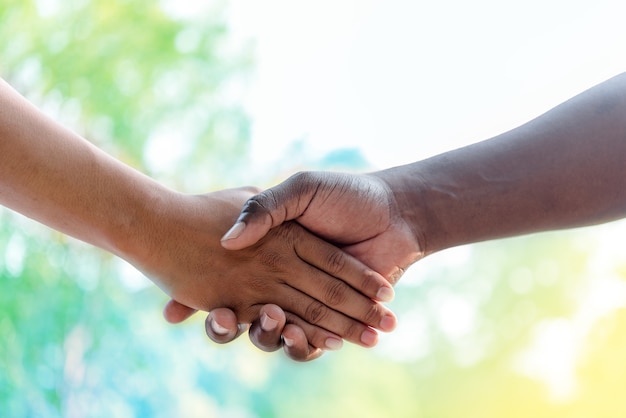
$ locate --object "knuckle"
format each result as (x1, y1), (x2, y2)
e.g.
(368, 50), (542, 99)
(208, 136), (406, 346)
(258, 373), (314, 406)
(388, 267), (405, 286)
(303, 300), (327, 325)
(362, 303), (384, 326)
(260, 188), (280, 210)
(325, 250), (347, 276)
(289, 171), (320, 195)
(267, 221), (298, 244)
(240, 188), (284, 222)
(324, 280), (349, 307)
(359, 270), (377, 292)
(341, 320), (363, 342)
(241, 195), (270, 218)
(290, 170), (314, 184)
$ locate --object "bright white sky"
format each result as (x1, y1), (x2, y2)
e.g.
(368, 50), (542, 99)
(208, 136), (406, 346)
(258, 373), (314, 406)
(228, 0), (626, 169)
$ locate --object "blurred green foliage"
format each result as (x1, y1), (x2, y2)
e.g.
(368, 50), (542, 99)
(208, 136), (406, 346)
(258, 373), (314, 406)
(2, 1), (626, 417)
(0, 0), (252, 190)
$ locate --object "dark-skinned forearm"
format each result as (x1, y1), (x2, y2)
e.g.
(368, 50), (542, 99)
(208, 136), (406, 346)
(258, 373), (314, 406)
(376, 72), (626, 255)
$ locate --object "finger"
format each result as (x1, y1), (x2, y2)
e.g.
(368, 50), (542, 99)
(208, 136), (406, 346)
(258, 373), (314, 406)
(282, 324), (324, 362)
(248, 304), (287, 352)
(245, 224), (395, 347)
(282, 310), (343, 352)
(297, 235), (395, 303)
(221, 173), (320, 250)
(205, 308), (249, 344)
(289, 232), (397, 333)
(272, 287), (381, 348)
(162, 299), (198, 324)
(248, 306), (344, 354)
(220, 200), (275, 250)
(342, 225), (418, 286)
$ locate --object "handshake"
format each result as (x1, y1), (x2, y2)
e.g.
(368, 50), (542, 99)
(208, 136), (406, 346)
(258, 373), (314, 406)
(158, 72), (626, 361)
(4, 73), (626, 362)
(160, 171), (422, 362)
(0, 77), (416, 362)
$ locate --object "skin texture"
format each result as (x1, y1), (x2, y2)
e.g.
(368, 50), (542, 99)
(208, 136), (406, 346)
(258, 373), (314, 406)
(165, 172), (419, 360)
(0, 77), (397, 350)
(193, 72), (626, 360)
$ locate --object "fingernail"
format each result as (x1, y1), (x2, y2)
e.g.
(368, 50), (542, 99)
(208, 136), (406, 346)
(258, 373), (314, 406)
(379, 314), (396, 332)
(221, 222), (246, 242)
(283, 337), (295, 347)
(210, 319), (230, 335)
(360, 329), (378, 347)
(376, 286), (395, 302)
(260, 313), (278, 332)
(325, 337), (343, 351)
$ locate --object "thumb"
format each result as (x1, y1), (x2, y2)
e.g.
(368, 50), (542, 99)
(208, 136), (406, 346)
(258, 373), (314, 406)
(220, 196), (276, 250)
(163, 299), (198, 323)
(220, 175), (318, 250)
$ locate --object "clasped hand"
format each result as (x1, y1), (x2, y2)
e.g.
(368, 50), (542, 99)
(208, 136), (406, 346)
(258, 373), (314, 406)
(165, 173), (422, 361)
(145, 186), (398, 357)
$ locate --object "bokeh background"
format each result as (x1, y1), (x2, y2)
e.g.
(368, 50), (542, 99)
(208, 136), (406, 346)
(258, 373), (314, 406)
(2, 0), (626, 417)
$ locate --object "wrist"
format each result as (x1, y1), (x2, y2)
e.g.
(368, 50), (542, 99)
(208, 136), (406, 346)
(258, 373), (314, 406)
(112, 186), (259, 298)
(373, 160), (465, 257)
(366, 166), (428, 260)
(107, 180), (178, 273)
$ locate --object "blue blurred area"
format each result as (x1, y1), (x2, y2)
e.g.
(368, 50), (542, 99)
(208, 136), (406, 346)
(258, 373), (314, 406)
(319, 148), (370, 171)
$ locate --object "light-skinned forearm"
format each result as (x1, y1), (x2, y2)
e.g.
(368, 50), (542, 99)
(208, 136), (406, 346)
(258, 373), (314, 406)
(376, 72), (626, 255)
(0, 78), (397, 345)
(0, 78), (164, 261)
